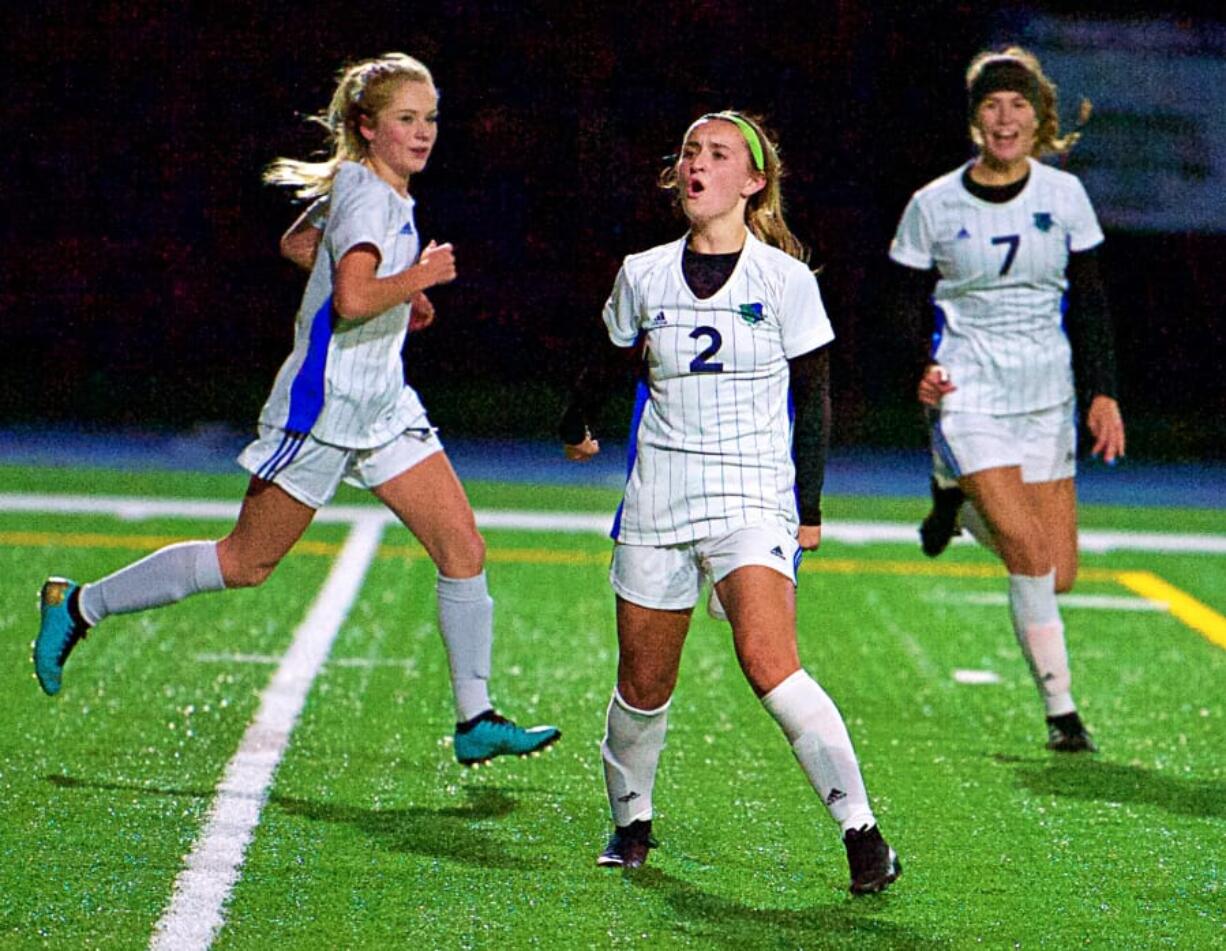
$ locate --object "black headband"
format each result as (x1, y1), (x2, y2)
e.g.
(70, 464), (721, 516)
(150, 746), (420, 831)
(968, 57), (1043, 119)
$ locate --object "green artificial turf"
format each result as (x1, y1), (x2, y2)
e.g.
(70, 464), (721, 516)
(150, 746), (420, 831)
(0, 468), (1222, 948)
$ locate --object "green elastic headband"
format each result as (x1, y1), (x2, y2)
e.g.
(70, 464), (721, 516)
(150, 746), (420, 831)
(700, 111), (765, 172)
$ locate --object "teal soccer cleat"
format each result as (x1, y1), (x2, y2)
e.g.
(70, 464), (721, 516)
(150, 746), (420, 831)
(453, 710), (561, 766)
(34, 578), (89, 696)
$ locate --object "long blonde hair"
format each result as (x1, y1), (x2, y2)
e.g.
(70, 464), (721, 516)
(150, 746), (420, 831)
(966, 46), (1088, 158)
(264, 53), (434, 198)
(660, 111), (807, 262)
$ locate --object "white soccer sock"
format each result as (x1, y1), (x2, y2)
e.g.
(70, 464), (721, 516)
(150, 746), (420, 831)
(602, 689), (670, 827)
(1008, 570), (1075, 716)
(77, 540), (225, 626)
(762, 669), (875, 833)
(960, 502), (1001, 557)
(437, 572), (494, 723)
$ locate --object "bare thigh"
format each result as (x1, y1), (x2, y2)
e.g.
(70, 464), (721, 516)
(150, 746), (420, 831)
(372, 451), (485, 578)
(715, 566), (800, 697)
(216, 478), (316, 587)
(959, 466), (1051, 576)
(615, 597), (692, 710)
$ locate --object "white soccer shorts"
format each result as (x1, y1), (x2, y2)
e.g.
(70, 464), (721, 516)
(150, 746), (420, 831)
(932, 398), (1076, 484)
(236, 422), (444, 509)
(610, 522), (801, 611)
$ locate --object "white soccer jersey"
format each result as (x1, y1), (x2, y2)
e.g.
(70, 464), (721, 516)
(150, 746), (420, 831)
(890, 158), (1104, 415)
(258, 161), (427, 449)
(606, 231), (834, 546)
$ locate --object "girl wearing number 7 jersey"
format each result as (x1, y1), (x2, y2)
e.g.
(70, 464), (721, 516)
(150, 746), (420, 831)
(889, 47), (1126, 752)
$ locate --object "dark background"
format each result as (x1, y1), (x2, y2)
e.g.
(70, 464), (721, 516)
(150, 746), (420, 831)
(4, 1), (1223, 460)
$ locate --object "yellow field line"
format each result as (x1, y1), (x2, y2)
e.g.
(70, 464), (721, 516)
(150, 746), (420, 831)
(1115, 570), (1226, 650)
(6, 530), (1220, 650)
(1, 530), (339, 557)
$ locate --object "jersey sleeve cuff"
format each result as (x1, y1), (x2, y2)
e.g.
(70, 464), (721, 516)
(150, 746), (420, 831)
(888, 246), (932, 271)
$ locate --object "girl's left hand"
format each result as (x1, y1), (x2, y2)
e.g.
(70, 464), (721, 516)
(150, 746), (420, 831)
(798, 525), (822, 551)
(409, 291), (435, 332)
(1087, 394), (1126, 464)
(564, 435), (601, 462)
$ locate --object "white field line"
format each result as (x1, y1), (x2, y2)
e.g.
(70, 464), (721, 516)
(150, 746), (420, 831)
(148, 515), (384, 951)
(938, 592), (1170, 612)
(194, 651), (418, 670)
(2, 492), (1224, 555)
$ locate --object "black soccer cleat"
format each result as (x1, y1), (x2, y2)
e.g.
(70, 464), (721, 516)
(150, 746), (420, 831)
(1046, 711), (1098, 753)
(596, 819), (657, 869)
(919, 477), (965, 558)
(844, 824), (902, 895)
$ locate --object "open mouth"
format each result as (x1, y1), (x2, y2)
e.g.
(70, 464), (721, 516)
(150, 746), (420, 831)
(685, 179), (706, 198)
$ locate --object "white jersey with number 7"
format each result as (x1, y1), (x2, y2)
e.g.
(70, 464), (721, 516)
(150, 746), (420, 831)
(890, 157), (1104, 416)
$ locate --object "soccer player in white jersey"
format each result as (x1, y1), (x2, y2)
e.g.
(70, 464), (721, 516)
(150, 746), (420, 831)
(33, 53), (559, 768)
(562, 112), (900, 893)
(888, 47), (1126, 752)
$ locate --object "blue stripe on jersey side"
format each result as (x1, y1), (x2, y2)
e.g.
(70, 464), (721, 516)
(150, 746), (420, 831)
(786, 387), (799, 516)
(610, 378), (651, 541)
(930, 301), (947, 359)
(931, 415), (962, 478)
(284, 296), (335, 434)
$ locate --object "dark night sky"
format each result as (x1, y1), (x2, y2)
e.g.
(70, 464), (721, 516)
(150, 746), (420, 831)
(4, 1), (1223, 457)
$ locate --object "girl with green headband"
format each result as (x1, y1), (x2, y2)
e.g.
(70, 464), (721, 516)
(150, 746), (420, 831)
(561, 111), (901, 894)
(889, 45), (1124, 754)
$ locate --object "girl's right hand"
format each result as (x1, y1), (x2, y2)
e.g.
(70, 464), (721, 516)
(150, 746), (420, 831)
(917, 363), (956, 407)
(417, 240), (457, 289)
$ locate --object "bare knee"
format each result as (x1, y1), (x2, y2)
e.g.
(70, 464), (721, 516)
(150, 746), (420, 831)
(737, 646), (800, 697)
(993, 526), (1051, 577)
(435, 526), (486, 579)
(216, 538), (280, 589)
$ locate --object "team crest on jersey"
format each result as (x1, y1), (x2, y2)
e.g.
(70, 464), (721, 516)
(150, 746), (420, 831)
(1033, 212), (1053, 232)
(738, 302), (765, 326)
(650, 311), (669, 328)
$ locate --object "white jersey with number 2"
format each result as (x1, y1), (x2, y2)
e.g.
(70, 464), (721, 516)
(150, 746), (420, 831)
(605, 231), (834, 546)
(890, 157), (1104, 415)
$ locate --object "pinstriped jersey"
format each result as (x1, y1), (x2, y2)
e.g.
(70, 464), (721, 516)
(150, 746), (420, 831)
(259, 161), (427, 449)
(890, 158), (1104, 415)
(606, 232), (834, 545)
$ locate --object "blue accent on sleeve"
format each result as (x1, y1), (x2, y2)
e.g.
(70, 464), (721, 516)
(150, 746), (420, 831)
(609, 379), (650, 541)
(284, 297), (335, 434)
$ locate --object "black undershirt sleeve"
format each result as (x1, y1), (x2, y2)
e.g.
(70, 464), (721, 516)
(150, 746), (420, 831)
(789, 344), (831, 526)
(885, 260), (940, 379)
(558, 327), (642, 445)
(1064, 246), (1118, 403)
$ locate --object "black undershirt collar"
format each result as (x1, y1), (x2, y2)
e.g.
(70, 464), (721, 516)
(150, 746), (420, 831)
(682, 245), (741, 299)
(961, 165), (1030, 204)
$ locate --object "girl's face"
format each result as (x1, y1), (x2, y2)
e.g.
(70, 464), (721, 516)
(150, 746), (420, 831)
(676, 119), (765, 225)
(361, 80), (439, 183)
(974, 91), (1038, 168)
